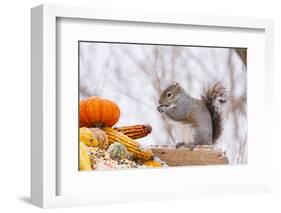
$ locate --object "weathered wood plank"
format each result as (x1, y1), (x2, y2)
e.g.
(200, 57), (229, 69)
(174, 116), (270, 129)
(150, 145), (229, 166)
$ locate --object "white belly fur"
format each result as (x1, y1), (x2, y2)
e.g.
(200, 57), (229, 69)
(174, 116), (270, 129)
(169, 119), (196, 144)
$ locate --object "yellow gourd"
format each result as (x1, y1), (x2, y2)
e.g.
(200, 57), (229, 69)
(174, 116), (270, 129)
(79, 142), (92, 170)
(80, 127), (99, 147)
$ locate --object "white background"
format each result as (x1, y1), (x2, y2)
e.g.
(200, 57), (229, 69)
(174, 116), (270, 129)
(58, 18), (265, 198)
(0, 0), (280, 212)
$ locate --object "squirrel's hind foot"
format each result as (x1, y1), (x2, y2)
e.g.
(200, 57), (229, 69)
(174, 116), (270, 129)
(175, 142), (195, 151)
(175, 142), (186, 149)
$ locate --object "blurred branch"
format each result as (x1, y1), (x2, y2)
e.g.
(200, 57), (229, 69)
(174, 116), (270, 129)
(227, 49), (247, 163)
(235, 48), (247, 67)
(109, 83), (155, 110)
(80, 84), (94, 98)
(228, 49), (240, 140)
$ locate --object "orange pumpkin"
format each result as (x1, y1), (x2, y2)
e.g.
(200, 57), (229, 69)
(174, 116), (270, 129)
(80, 96), (120, 128)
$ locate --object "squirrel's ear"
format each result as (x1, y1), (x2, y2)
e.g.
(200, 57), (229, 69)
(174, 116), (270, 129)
(170, 82), (180, 88)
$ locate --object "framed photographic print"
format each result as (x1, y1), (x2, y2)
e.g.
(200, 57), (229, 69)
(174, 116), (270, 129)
(31, 4), (274, 208)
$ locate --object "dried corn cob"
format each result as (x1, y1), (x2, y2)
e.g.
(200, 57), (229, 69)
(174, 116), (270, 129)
(103, 127), (154, 161)
(114, 124), (152, 139)
(143, 160), (162, 168)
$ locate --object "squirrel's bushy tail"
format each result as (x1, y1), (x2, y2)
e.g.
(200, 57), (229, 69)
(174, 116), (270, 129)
(201, 82), (227, 142)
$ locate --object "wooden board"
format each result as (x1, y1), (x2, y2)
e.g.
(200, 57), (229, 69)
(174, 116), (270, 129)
(150, 145), (229, 166)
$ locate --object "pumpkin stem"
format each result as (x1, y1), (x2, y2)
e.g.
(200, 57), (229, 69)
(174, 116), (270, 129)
(92, 122), (105, 128)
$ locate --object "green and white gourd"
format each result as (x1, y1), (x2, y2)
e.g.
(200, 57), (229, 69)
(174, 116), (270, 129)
(108, 142), (129, 160)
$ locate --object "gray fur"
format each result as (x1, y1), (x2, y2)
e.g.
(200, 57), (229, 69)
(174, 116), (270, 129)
(201, 82), (227, 141)
(158, 82), (226, 146)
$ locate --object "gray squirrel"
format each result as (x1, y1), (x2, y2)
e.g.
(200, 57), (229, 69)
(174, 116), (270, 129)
(157, 82), (227, 149)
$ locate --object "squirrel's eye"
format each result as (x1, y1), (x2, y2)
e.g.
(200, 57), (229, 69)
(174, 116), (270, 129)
(166, 92), (172, 98)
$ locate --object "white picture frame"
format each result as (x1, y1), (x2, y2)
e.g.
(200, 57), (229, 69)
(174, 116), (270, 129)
(31, 4), (274, 208)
